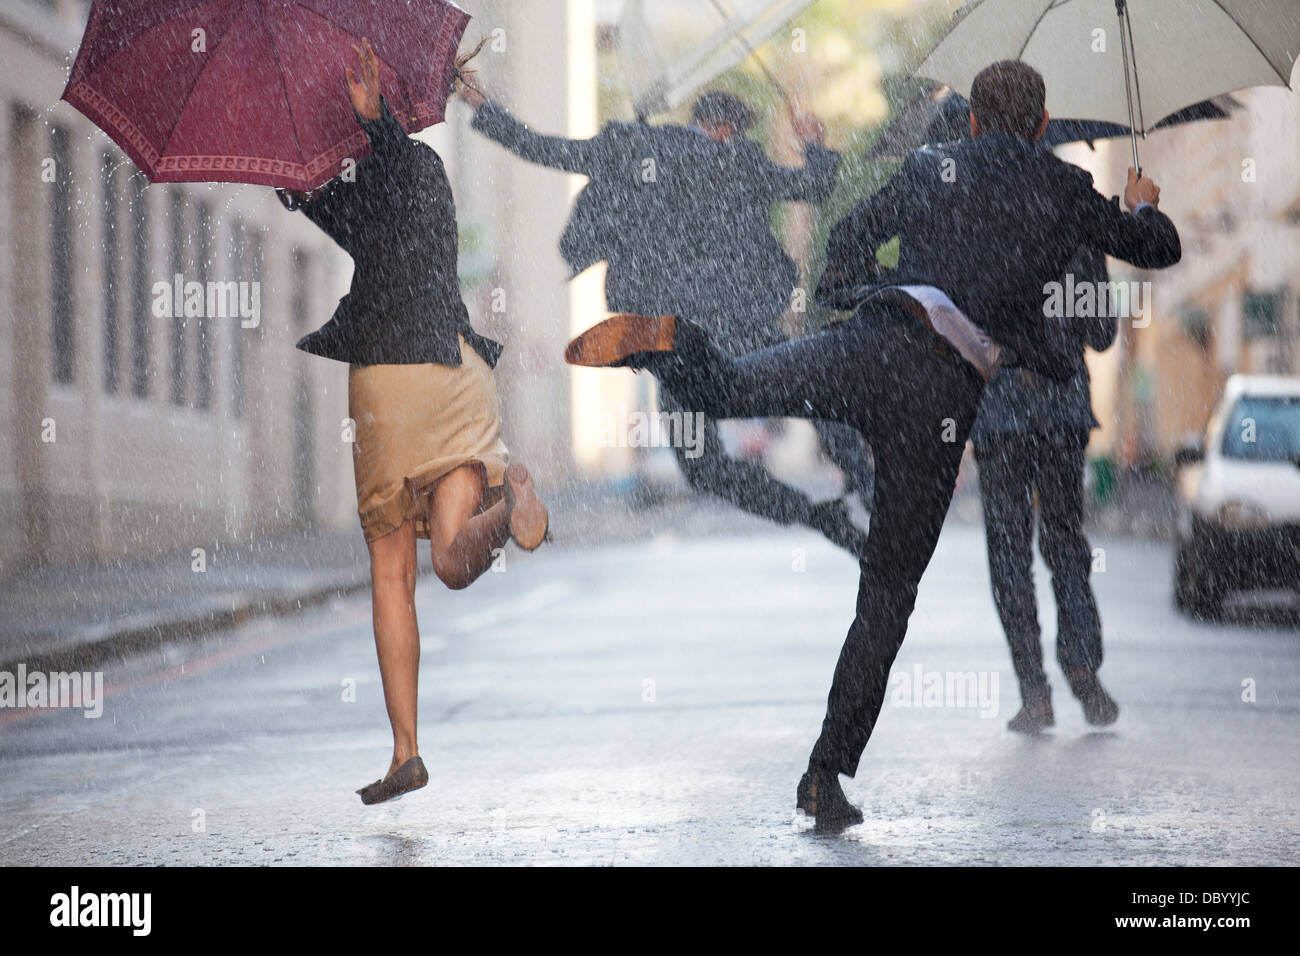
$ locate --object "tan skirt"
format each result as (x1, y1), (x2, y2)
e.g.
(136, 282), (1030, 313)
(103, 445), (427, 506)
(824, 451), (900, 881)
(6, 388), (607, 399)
(348, 336), (509, 543)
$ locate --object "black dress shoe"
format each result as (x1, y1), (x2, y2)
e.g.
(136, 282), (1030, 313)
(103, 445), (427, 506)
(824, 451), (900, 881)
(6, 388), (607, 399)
(807, 499), (870, 560)
(1066, 668), (1119, 727)
(1006, 697), (1055, 734)
(357, 755), (429, 806)
(796, 769), (864, 833)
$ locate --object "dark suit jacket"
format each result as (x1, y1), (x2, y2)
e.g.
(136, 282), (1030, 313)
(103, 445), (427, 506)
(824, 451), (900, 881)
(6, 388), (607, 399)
(815, 133), (1180, 380)
(288, 99), (500, 368)
(472, 100), (840, 354)
(972, 245), (1117, 440)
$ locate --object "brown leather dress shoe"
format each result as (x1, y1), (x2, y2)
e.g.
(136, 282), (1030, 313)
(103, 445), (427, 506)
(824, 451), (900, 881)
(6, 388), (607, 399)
(357, 755), (429, 806)
(505, 463), (549, 551)
(564, 314), (677, 368)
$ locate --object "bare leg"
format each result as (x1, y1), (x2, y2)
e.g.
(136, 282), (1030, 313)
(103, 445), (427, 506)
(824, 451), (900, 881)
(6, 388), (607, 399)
(427, 464), (511, 591)
(367, 519), (420, 778)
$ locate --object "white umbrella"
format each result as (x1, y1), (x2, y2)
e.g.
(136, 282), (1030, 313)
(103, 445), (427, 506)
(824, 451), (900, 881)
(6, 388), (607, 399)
(618, 0), (817, 118)
(917, 0), (1300, 172)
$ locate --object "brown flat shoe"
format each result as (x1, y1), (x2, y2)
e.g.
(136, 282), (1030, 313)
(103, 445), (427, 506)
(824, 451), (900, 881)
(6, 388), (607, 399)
(564, 314), (677, 368)
(357, 755), (428, 806)
(505, 463), (549, 551)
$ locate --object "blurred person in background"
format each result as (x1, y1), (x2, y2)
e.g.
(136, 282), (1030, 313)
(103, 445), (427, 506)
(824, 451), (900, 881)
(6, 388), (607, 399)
(458, 79), (869, 558)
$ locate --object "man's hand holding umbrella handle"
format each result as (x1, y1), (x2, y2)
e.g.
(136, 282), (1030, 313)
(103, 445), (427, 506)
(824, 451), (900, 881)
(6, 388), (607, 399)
(1125, 166), (1162, 211)
(346, 39), (383, 123)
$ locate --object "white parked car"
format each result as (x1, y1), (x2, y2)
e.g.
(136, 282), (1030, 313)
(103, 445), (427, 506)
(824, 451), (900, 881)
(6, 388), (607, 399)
(1173, 374), (1300, 616)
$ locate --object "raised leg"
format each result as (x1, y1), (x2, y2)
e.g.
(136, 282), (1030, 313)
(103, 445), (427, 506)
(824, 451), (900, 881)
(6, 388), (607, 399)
(427, 463), (510, 591)
(653, 316), (870, 424)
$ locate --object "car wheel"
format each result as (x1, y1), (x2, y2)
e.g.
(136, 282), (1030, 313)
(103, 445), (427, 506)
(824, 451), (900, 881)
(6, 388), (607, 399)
(1174, 539), (1222, 619)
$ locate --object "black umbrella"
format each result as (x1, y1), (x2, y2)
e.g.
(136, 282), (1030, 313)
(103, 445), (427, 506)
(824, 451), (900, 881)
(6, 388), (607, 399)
(867, 86), (1235, 161)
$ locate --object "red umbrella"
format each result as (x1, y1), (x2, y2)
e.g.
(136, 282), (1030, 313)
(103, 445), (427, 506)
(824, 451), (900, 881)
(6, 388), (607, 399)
(62, 0), (470, 191)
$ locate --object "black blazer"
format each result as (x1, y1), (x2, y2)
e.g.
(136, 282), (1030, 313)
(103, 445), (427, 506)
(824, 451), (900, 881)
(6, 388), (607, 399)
(816, 133), (1180, 380)
(288, 99), (501, 368)
(472, 100), (840, 353)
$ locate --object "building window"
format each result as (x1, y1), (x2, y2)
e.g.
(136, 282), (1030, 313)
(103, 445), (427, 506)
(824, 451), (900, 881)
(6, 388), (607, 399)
(292, 248), (308, 330)
(230, 220), (247, 419)
(195, 202), (214, 410)
(1243, 291), (1281, 340)
(228, 223), (264, 420)
(130, 175), (151, 398)
(168, 189), (187, 405)
(1178, 306), (1211, 350)
(50, 125), (74, 385)
(291, 250), (315, 523)
(101, 153), (120, 394)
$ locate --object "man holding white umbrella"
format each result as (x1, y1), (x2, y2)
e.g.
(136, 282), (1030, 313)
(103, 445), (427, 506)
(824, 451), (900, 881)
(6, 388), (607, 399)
(458, 80), (872, 558)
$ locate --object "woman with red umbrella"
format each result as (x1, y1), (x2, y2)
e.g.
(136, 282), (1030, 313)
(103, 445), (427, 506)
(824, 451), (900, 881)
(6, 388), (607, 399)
(281, 41), (549, 805)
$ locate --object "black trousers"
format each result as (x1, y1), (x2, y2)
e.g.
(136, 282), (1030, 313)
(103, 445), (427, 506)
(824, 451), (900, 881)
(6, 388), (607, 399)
(973, 433), (1103, 703)
(652, 300), (986, 777)
(659, 385), (816, 527)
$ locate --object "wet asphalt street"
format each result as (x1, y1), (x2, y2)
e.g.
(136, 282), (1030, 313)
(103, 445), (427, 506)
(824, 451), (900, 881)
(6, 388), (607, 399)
(2, 521), (1297, 866)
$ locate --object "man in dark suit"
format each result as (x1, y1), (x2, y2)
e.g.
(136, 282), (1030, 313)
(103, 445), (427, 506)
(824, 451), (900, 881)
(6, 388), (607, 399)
(972, 246), (1120, 734)
(459, 83), (868, 557)
(564, 61), (1181, 830)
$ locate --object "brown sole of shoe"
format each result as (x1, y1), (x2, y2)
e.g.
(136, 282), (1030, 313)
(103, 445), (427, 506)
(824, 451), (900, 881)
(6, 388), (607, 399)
(564, 314), (677, 367)
(505, 463), (548, 551)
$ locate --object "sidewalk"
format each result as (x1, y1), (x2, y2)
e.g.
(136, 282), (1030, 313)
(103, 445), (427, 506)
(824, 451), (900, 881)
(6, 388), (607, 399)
(0, 471), (1176, 676)
(0, 484), (773, 675)
(0, 525), (374, 675)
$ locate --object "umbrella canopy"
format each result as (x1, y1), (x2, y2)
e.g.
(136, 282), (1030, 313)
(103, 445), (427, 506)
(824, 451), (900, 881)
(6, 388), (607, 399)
(867, 85), (1235, 160)
(63, 0), (470, 191)
(916, 0), (1299, 166)
(618, 0), (815, 118)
